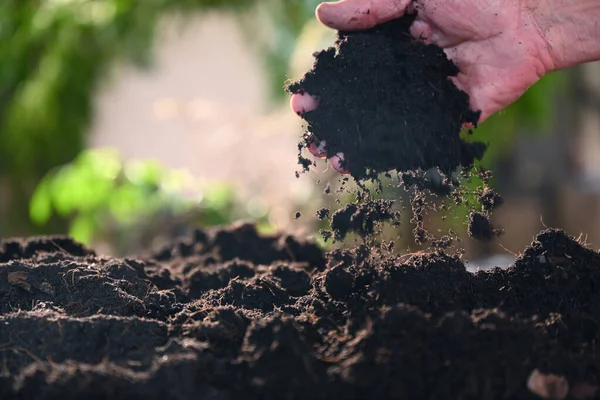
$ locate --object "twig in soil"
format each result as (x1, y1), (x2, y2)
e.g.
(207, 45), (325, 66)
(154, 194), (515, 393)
(498, 244), (519, 258)
(575, 233), (590, 247)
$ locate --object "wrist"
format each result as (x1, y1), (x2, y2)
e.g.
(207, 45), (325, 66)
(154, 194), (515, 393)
(528, 0), (600, 72)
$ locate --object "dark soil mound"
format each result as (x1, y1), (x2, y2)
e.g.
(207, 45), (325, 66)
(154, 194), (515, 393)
(286, 14), (484, 180)
(2, 224), (600, 399)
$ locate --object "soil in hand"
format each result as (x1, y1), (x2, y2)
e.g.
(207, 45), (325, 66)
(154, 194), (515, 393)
(286, 14), (484, 181)
(2, 224), (600, 399)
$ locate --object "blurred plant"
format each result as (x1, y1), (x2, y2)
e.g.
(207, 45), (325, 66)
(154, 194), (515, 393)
(0, 0), (313, 236)
(29, 148), (270, 254)
(239, 0), (322, 101)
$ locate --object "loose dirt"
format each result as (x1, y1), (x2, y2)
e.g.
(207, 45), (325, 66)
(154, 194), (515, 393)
(1, 224), (600, 399)
(286, 14), (501, 246)
(286, 14), (484, 181)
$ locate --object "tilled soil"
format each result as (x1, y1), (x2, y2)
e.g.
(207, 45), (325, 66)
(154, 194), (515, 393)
(1, 223), (600, 399)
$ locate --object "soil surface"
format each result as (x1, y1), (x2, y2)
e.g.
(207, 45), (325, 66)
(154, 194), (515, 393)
(1, 223), (600, 399)
(286, 14), (484, 181)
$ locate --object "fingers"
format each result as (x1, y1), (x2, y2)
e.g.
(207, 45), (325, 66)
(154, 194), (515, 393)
(409, 20), (434, 44)
(330, 153), (350, 174)
(307, 137), (350, 175)
(290, 93), (319, 115)
(307, 134), (327, 158)
(291, 93), (326, 158)
(316, 0), (412, 31)
(291, 91), (351, 174)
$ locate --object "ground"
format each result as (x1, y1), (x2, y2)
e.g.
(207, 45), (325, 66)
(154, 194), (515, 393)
(1, 222), (599, 399)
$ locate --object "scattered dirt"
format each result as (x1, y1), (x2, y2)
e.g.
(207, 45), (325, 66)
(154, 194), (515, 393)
(286, 14), (483, 181)
(316, 207), (330, 220)
(328, 197), (401, 241)
(2, 224), (600, 399)
(479, 186), (504, 213)
(468, 210), (504, 241)
(286, 14), (504, 246)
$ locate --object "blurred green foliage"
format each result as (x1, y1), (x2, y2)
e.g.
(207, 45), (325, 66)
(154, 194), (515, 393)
(440, 70), (569, 236)
(466, 70), (568, 169)
(0, 0), (318, 233)
(241, 0), (322, 100)
(0, 0), (258, 236)
(29, 147), (267, 253)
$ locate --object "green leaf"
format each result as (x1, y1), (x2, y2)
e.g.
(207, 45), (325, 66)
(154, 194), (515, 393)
(69, 214), (96, 245)
(29, 177), (53, 225)
(108, 184), (149, 224)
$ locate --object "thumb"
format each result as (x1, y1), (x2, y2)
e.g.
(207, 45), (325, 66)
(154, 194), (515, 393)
(316, 0), (412, 31)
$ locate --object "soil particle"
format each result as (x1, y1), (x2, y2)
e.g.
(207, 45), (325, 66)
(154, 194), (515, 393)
(316, 208), (330, 220)
(330, 198), (400, 241)
(286, 14), (482, 181)
(479, 186), (504, 213)
(401, 169), (456, 197)
(468, 210), (504, 241)
(4, 226), (600, 399)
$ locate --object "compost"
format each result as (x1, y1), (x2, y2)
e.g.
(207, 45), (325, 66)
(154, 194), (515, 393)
(285, 14), (484, 181)
(286, 14), (502, 245)
(1, 224), (600, 399)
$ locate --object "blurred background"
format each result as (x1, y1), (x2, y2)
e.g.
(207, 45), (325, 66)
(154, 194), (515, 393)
(2, 0), (600, 270)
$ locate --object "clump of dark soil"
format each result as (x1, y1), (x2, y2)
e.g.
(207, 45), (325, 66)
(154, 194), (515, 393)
(468, 210), (504, 241)
(480, 186), (504, 212)
(316, 207), (329, 220)
(286, 14), (483, 181)
(327, 198), (401, 241)
(2, 224), (600, 399)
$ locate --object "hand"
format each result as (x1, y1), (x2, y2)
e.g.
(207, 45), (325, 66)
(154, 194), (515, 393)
(290, 0), (556, 174)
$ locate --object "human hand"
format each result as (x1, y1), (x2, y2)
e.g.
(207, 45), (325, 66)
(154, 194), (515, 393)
(290, 0), (558, 174)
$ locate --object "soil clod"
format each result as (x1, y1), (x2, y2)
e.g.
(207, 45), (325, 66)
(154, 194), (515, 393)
(330, 198), (400, 241)
(467, 210), (504, 241)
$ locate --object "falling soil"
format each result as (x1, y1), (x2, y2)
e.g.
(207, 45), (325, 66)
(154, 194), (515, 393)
(2, 224), (600, 399)
(285, 14), (484, 181)
(468, 210), (504, 241)
(328, 197), (401, 241)
(479, 186), (504, 213)
(316, 207), (330, 220)
(286, 14), (502, 246)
